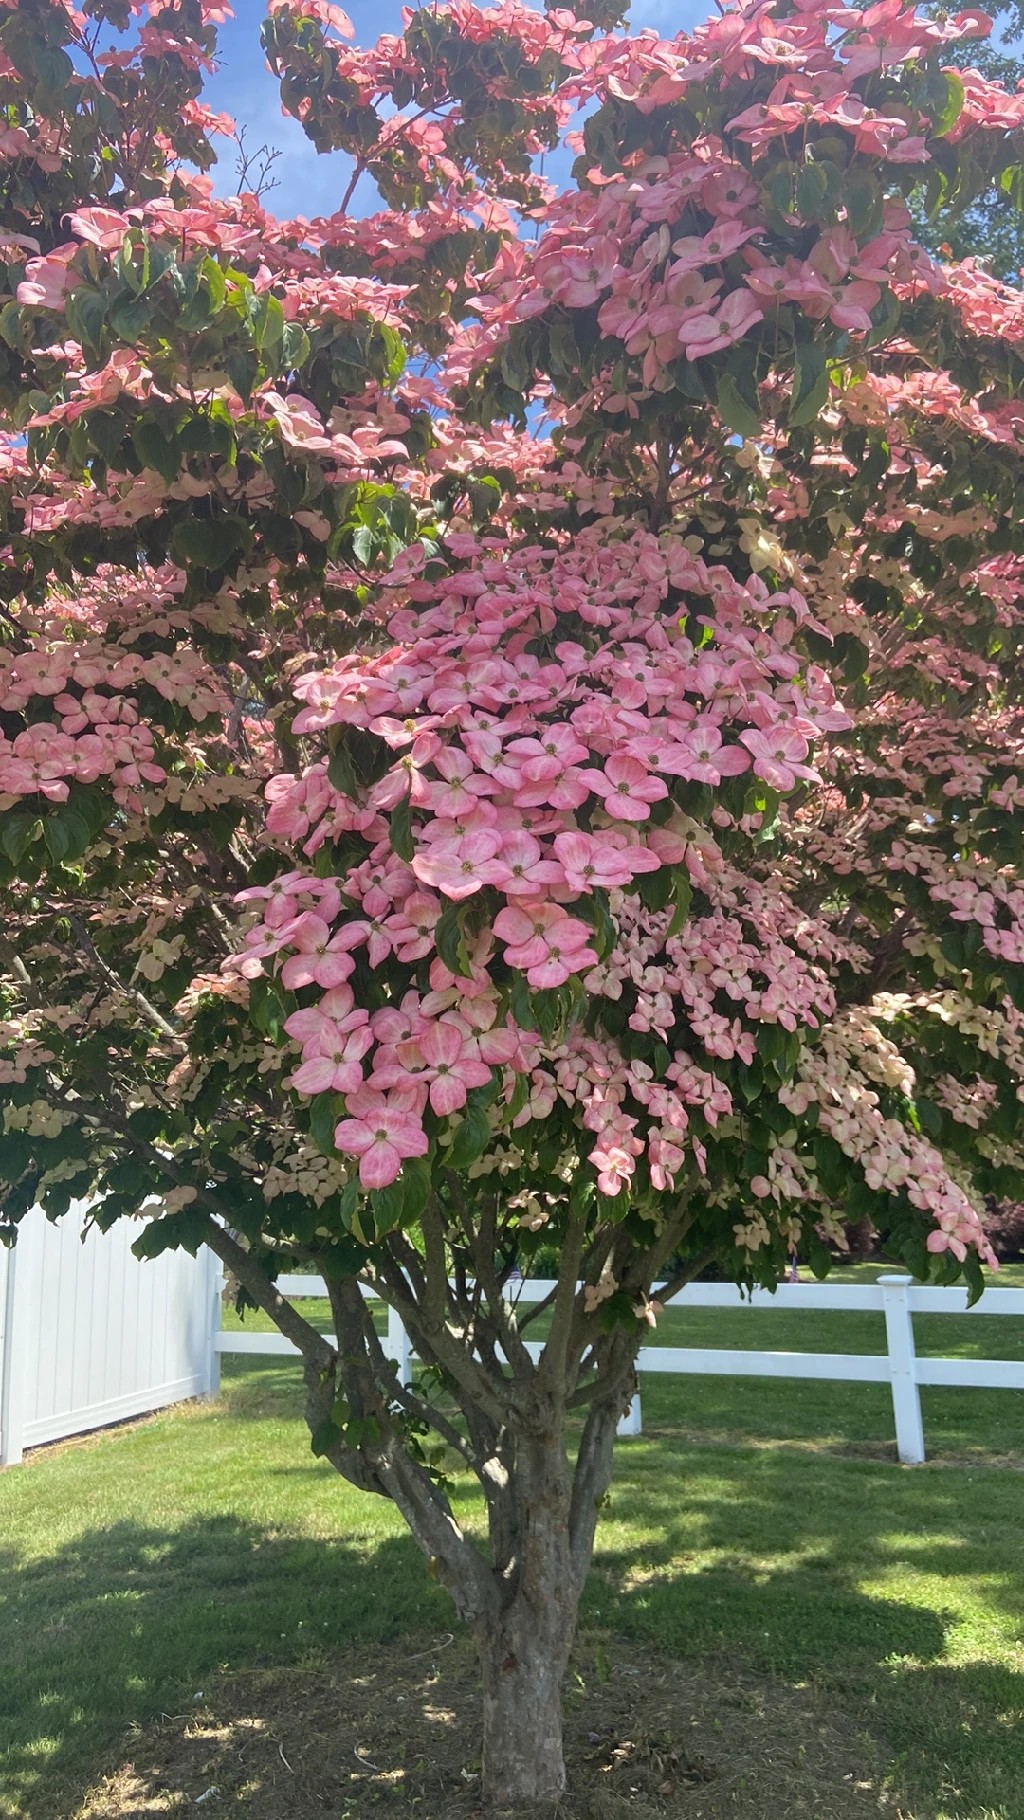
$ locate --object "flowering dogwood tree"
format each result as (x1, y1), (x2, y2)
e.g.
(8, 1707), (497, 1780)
(3, 0), (1024, 1806)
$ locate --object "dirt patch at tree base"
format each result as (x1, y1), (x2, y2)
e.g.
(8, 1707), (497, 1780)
(74, 1633), (899, 1819)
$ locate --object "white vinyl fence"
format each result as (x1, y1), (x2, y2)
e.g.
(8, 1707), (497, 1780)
(214, 1271), (1024, 1465)
(0, 1204), (219, 1465)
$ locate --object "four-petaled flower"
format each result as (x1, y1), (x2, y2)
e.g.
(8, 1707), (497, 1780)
(493, 903), (598, 988)
(582, 755), (668, 822)
(334, 1089), (430, 1188)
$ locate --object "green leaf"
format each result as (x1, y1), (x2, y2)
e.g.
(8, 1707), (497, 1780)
(200, 255), (227, 316)
(351, 522), (377, 567)
(169, 516), (248, 571)
(795, 162), (829, 221)
(249, 976), (288, 1042)
(43, 807), (92, 864)
(916, 1098), (943, 1139)
(500, 336), (532, 393)
(396, 1154), (432, 1225)
(282, 321), (311, 371)
(806, 1232), (833, 1281)
(509, 973), (534, 1033)
(369, 1178), (408, 1231)
(579, 888), (616, 962)
(309, 1419), (338, 1458)
(0, 813), (42, 864)
(715, 369), (761, 440)
(248, 289), (285, 353)
(445, 1099), (491, 1170)
(309, 1092), (344, 1159)
(64, 288), (107, 354)
(435, 902), (467, 977)
(930, 69), (965, 137)
(133, 420), (181, 485)
(117, 231), (151, 296)
(844, 171), (882, 239)
(336, 1179), (360, 1228)
(639, 866), (673, 914)
(108, 293), (152, 340)
(32, 44), (75, 92)
(962, 1248), (984, 1309)
(388, 789), (415, 862)
(666, 873), (693, 939)
(0, 300), (28, 350)
(327, 745), (360, 798)
(767, 167), (795, 219)
(788, 343), (830, 428)
(376, 322), (406, 384)
(226, 350), (260, 403)
(132, 1207), (209, 1261)
(466, 476), (502, 524)
(42, 816), (72, 864)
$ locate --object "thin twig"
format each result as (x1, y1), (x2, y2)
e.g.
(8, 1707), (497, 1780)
(64, 910), (183, 1044)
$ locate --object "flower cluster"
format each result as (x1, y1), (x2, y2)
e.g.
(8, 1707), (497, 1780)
(3, 0), (1022, 1297)
(236, 525), (851, 1193)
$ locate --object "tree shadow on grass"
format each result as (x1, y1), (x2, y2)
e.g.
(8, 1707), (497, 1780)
(589, 1440), (1024, 1819)
(4, 1406), (1023, 1820)
(0, 1518), (446, 1820)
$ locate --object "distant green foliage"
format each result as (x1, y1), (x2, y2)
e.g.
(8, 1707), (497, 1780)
(918, 2), (1024, 277)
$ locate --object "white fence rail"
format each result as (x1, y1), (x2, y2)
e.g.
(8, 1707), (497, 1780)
(213, 1271), (1024, 1465)
(0, 1205), (220, 1466)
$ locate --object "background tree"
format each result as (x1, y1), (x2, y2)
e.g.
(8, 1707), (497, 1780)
(917, 0), (1024, 275)
(3, 0), (1024, 1809)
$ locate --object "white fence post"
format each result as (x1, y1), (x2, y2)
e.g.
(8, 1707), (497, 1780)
(0, 1214), (45, 1467)
(387, 1305), (412, 1387)
(617, 1390), (643, 1438)
(204, 1247), (223, 1398)
(879, 1273), (925, 1465)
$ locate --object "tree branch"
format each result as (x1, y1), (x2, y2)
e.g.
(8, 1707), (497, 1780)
(62, 910), (184, 1045)
(370, 1224), (518, 1428)
(326, 1276), (497, 1626)
(204, 1220), (337, 1372)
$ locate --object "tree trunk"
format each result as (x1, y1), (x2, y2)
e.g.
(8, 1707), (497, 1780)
(477, 1583), (577, 1810)
(475, 1430), (581, 1812)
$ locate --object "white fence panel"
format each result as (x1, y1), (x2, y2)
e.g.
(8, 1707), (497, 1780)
(0, 1205), (219, 1465)
(213, 1271), (1024, 1465)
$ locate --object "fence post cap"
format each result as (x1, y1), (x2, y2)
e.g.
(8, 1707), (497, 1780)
(877, 1273), (914, 1286)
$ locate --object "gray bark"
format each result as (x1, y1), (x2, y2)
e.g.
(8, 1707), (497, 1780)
(474, 1389), (625, 1812)
(476, 1425), (578, 1809)
(477, 1591), (575, 1809)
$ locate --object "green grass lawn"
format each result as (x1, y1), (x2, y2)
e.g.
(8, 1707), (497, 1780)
(1, 1268), (1023, 1818)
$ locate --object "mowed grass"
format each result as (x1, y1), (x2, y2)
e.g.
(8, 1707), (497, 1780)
(0, 1267), (1021, 1819)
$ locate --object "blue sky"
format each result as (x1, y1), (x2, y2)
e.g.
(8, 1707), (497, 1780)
(202, 0), (709, 218)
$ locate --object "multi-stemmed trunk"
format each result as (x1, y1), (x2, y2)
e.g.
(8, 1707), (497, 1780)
(208, 1222), (649, 1814)
(314, 1327), (623, 1810)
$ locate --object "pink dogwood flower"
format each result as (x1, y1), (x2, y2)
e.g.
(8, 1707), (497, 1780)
(583, 754), (668, 821)
(278, 914), (365, 990)
(333, 1090), (429, 1188)
(657, 720), (752, 785)
(553, 830), (660, 891)
(412, 827), (502, 899)
(739, 726), (820, 791)
(384, 891), (443, 962)
(478, 830), (564, 895)
(388, 1021), (493, 1115)
(287, 1011), (374, 1094)
(494, 903), (598, 987)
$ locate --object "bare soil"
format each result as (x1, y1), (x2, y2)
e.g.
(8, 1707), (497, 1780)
(74, 1632), (900, 1819)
